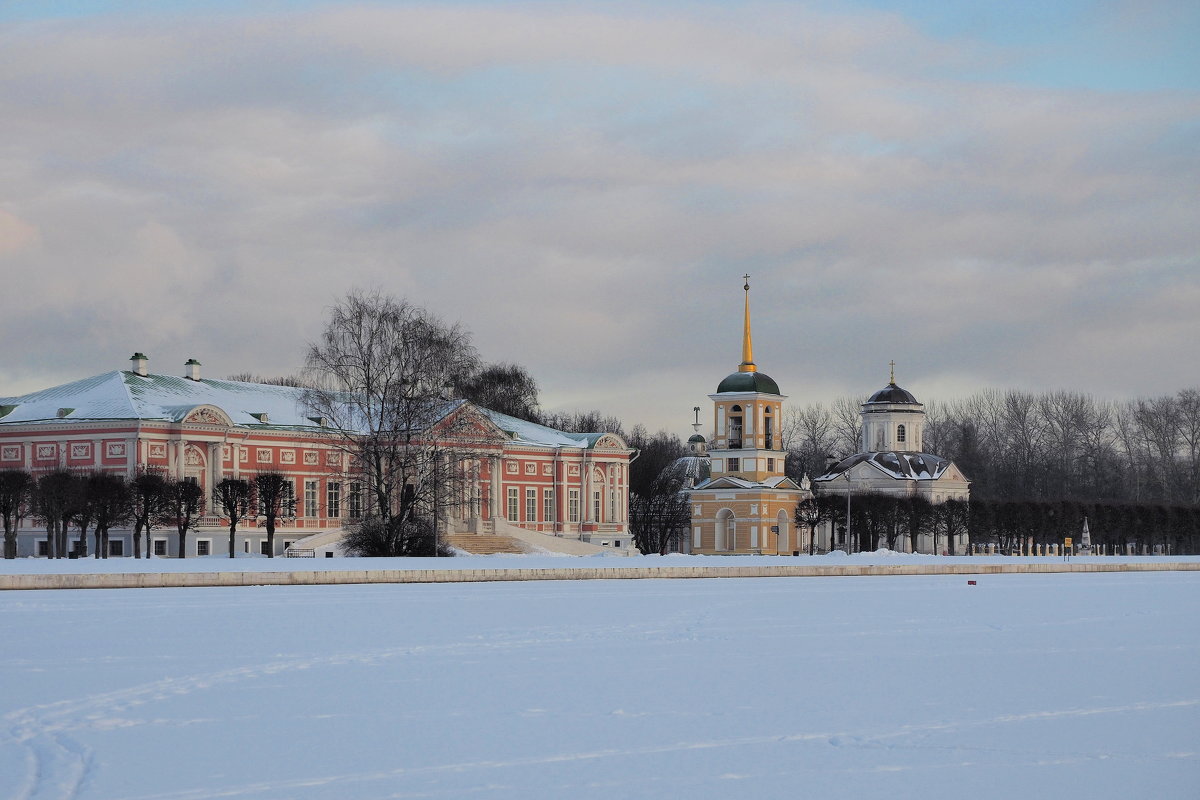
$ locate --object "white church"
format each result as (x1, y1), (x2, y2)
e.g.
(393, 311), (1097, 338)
(812, 364), (971, 553)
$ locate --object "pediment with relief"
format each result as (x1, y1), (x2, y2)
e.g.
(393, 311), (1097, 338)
(182, 405), (233, 427)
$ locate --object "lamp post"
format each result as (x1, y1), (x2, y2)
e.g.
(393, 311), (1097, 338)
(844, 472), (853, 553)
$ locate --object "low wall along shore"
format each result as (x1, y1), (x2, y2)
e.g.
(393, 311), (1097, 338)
(2, 560), (1198, 591)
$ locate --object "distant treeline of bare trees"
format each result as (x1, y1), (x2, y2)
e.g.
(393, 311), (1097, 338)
(783, 388), (1200, 506)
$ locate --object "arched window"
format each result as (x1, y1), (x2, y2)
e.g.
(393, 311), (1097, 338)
(764, 406), (774, 450)
(897, 424), (906, 443)
(728, 405), (743, 449)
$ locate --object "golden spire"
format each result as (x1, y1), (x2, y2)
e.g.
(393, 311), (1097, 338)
(889, 360), (896, 385)
(738, 274), (756, 373)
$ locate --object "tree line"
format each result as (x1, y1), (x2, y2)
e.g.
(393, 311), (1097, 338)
(0, 468), (299, 559)
(790, 493), (1200, 556)
(782, 388), (1200, 506)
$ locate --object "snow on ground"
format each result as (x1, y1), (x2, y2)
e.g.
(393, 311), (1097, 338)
(3, 551), (1199, 574)
(1, 571), (1197, 799)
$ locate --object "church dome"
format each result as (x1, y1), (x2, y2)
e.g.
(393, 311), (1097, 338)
(668, 454), (711, 487)
(865, 382), (918, 405)
(688, 433), (706, 444)
(716, 371), (780, 395)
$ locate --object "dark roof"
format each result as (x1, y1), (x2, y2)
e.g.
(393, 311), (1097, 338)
(865, 382), (919, 405)
(816, 451), (958, 481)
(688, 433), (706, 443)
(716, 370), (781, 395)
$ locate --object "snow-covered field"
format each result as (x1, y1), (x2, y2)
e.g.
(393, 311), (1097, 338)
(2, 570), (1197, 799)
(4, 551), (1198, 574)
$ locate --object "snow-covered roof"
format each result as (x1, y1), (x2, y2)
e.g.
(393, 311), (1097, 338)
(692, 474), (802, 491)
(0, 371), (327, 431)
(815, 451), (957, 482)
(1, 371), (627, 449)
(667, 454), (711, 486)
(480, 409), (623, 451)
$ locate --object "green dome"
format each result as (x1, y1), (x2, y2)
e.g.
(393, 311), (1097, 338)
(716, 371), (781, 395)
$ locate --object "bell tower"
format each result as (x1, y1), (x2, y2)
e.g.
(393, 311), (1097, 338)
(707, 277), (786, 482)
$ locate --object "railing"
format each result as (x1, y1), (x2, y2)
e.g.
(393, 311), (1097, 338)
(285, 548), (315, 558)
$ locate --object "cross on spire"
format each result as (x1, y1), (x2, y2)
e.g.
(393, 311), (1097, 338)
(889, 360), (896, 384)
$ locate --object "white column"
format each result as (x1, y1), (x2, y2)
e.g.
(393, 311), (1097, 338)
(208, 442), (222, 508)
(490, 456), (501, 519)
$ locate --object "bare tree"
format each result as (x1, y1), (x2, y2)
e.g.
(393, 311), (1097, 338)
(940, 498), (970, 555)
(88, 472), (132, 559)
(830, 395), (864, 456)
(71, 479), (96, 558)
(456, 362), (541, 422)
(215, 478), (253, 558)
(130, 470), (172, 558)
(1178, 389), (1200, 504)
(167, 479), (205, 558)
(33, 470), (77, 558)
(784, 403), (836, 483)
(0, 469), (33, 559)
(539, 410), (628, 440)
(302, 290), (484, 549)
(225, 372), (313, 388)
(254, 472), (297, 557)
(626, 430), (692, 555)
(794, 495), (831, 555)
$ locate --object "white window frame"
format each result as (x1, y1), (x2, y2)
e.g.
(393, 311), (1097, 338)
(543, 488), (554, 523)
(525, 488), (537, 521)
(507, 487), (519, 521)
(327, 481), (341, 519)
(304, 480), (319, 517)
(569, 489), (580, 523)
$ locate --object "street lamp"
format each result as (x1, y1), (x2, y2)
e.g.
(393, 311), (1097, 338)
(843, 471), (853, 553)
(825, 453), (853, 554)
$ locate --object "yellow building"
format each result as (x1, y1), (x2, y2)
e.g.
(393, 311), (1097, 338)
(689, 279), (809, 554)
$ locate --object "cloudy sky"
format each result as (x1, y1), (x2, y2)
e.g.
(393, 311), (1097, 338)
(2, 0), (1197, 434)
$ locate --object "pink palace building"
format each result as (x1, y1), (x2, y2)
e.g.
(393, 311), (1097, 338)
(0, 353), (635, 557)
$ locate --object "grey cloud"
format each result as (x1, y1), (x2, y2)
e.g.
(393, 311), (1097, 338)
(0, 3), (1196, 432)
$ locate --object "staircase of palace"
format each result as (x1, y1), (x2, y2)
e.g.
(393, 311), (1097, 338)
(443, 533), (529, 555)
(447, 519), (636, 557)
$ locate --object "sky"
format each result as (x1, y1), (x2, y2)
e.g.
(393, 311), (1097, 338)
(1, 0), (1197, 436)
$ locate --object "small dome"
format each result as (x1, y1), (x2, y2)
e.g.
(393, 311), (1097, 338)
(668, 454), (711, 487)
(688, 433), (706, 443)
(716, 371), (781, 395)
(865, 382), (918, 405)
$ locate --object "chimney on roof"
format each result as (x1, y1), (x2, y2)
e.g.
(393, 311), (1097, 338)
(130, 352), (149, 376)
(185, 358), (202, 381)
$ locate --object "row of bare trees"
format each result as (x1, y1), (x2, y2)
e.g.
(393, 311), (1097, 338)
(0, 468), (298, 559)
(781, 388), (1200, 506)
(966, 497), (1200, 555)
(793, 494), (970, 555)
(787, 492), (1200, 556)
